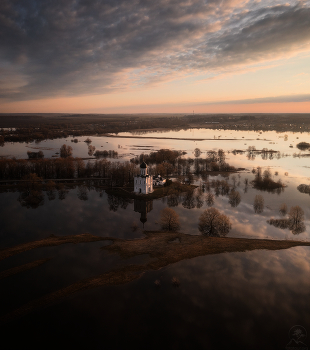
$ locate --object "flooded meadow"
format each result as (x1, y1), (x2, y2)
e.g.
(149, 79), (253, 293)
(0, 127), (310, 349)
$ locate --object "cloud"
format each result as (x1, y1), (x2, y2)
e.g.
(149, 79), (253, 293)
(0, 0), (310, 101)
(206, 93), (310, 104)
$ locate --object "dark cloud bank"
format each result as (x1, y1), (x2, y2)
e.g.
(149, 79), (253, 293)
(0, 0), (310, 101)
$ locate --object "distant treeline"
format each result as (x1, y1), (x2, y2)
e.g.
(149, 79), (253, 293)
(0, 149), (236, 186)
(0, 116), (188, 143)
(130, 148), (236, 176)
(1, 114), (310, 145)
(0, 158), (137, 186)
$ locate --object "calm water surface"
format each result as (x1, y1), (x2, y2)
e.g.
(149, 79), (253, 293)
(0, 128), (309, 349)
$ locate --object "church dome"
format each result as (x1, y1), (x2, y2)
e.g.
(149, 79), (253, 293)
(140, 161), (147, 168)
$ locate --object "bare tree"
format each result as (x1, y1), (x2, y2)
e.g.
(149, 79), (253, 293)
(194, 148), (201, 158)
(198, 207), (231, 237)
(289, 206), (304, 225)
(60, 144), (73, 158)
(253, 194), (264, 213)
(279, 203), (287, 216)
(88, 145), (96, 156)
(160, 207), (180, 231)
(228, 189), (241, 207)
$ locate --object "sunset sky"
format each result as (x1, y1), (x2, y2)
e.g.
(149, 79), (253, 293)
(1, 0), (310, 114)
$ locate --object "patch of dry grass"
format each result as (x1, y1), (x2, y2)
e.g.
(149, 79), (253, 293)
(0, 233), (106, 261)
(0, 259), (50, 280)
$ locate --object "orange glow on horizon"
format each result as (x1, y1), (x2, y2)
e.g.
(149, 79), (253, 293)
(0, 98), (309, 114)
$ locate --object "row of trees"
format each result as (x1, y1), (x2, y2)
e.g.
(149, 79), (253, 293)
(268, 205), (305, 235)
(160, 207), (231, 237)
(252, 167), (284, 192)
(0, 157), (140, 186)
(131, 148), (235, 177)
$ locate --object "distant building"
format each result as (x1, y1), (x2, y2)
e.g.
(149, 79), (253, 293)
(153, 175), (166, 186)
(134, 161), (153, 194)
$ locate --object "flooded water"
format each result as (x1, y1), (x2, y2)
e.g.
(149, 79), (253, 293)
(1, 127), (310, 349)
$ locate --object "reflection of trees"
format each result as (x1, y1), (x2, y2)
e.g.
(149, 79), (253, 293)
(108, 194), (134, 212)
(18, 190), (44, 209)
(182, 190), (195, 209)
(228, 190), (241, 207)
(206, 192), (215, 207)
(17, 173), (44, 209)
(108, 194), (119, 211)
(268, 219), (306, 235)
(195, 195), (204, 208)
(279, 203), (287, 216)
(46, 181), (56, 201)
(253, 195), (264, 213)
(58, 186), (69, 200)
(167, 193), (180, 207)
(77, 185), (88, 201)
(289, 206), (304, 225)
(268, 206), (305, 235)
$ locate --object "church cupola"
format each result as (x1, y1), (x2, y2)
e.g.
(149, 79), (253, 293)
(140, 161), (148, 176)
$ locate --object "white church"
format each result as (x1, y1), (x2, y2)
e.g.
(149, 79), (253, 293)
(134, 161), (153, 194)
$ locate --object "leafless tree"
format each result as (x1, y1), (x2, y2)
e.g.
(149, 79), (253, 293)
(160, 207), (180, 231)
(279, 203), (288, 216)
(253, 194), (264, 213)
(289, 206), (304, 225)
(88, 145), (96, 156)
(60, 144), (73, 158)
(218, 149), (226, 164)
(228, 189), (241, 207)
(198, 207), (231, 237)
(194, 148), (201, 158)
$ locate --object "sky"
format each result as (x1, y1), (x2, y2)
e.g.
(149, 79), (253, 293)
(0, 0), (310, 114)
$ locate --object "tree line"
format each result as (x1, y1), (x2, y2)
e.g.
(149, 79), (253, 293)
(0, 157), (138, 186)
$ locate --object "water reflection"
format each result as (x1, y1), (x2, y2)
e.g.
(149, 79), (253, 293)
(134, 199), (153, 227)
(268, 219), (306, 235)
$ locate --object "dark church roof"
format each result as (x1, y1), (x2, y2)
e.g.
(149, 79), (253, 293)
(140, 161), (147, 168)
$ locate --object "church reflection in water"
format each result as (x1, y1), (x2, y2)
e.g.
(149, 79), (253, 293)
(134, 199), (153, 228)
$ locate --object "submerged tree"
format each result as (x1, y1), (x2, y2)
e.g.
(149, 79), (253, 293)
(288, 206), (304, 225)
(160, 207), (180, 232)
(18, 173), (44, 208)
(198, 208), (231, 237)
(60, 144), (73, 158)
(253, 194), (264, 213)
(88, 145), (96, 156)
(279, 203), (288, 216)
(228, 190), (241, 207)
